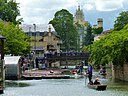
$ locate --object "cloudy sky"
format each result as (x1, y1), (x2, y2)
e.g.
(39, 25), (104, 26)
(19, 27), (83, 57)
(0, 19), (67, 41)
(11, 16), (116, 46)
(16, 0), (128, 30)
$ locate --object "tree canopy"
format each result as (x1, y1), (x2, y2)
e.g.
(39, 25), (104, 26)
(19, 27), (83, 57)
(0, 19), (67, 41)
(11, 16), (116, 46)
(0, 21), (30, 56)
(84, 24), (94, 46)
(0, 0), (22, 25)
(114, 11), (128, 31)
(49, 9), (78, 51)
(92, 27), (103, 35)
(84, 24), (128, 66)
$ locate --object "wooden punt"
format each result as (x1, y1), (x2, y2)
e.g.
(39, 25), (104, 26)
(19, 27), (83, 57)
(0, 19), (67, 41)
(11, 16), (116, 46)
(21, 75), (43, 80)
(87, 84), (107, 91)
(22, 75), (70, 80)
(42, 75), (70, 79)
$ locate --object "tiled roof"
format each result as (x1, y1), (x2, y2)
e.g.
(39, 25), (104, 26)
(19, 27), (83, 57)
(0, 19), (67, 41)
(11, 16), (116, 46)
(20, 24), (55, 32)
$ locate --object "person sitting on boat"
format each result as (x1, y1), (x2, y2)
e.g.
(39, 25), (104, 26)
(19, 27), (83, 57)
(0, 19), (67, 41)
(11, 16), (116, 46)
(93, 77), (100, 85)
(99, 66), (106, 74)
(102, 67), (106, 73)
(72, 69), (77, 74)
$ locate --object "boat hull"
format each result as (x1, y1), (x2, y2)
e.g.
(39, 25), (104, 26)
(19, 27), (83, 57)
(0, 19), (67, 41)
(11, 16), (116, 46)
(99, 73), (107, 75)
(22, 75), (70, 80)
(87, 84), (107, 91)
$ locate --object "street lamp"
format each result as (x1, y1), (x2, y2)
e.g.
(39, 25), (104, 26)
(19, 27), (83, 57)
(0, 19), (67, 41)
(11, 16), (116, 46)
(29, 26), (31, 55)
(33, 24), (36, 54)
(0, 34), (6, 94)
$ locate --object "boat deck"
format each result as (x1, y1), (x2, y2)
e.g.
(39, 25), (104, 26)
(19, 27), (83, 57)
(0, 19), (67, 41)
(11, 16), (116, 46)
(21, 68), (71, 80)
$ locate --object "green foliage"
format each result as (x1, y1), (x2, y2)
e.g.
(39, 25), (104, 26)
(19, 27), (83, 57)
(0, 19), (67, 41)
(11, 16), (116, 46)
(49, 9), (78, 51)
(0, 21), (30, 55)
(84, 23), (94, 46)
(0, 0), (22, 25)
(92, 27), (103, 35)
(114, 11), (128, 31)
(88, 24), (128, 66)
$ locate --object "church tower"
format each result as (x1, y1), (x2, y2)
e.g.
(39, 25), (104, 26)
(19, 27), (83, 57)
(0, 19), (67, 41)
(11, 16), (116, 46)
(74, 5), (88, 51)
(74, 5), (86, 25)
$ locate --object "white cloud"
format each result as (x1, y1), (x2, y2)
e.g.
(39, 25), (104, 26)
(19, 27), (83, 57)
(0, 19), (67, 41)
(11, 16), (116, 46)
(95, 0), (124, 11)
(16, 0), (77, 24)
(16, 0), (128, 30)
(82, 0), (128, 11)
(83, 4), (94, 11)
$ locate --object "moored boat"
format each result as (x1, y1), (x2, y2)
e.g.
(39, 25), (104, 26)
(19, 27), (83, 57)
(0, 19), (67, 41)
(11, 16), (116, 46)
(99, 72), (107, 75)
(42, 75), (70, 79)
(21, 75), (43, 80)
(87, 84), (107, 91)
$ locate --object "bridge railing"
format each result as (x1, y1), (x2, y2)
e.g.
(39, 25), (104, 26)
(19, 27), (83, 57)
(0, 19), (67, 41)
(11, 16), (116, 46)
(43, 52), (90, 60)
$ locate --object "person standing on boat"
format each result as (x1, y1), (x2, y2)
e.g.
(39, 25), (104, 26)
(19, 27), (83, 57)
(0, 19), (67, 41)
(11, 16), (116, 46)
(79, 61), (84, 75)
(88, 62), (93, 84)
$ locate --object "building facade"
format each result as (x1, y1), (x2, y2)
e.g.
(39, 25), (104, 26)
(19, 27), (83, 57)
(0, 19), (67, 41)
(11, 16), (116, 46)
(21, 24), (62, 55)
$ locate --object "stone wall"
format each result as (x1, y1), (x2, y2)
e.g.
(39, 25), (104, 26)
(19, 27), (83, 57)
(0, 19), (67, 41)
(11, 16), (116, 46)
(112, 64), (128, 81)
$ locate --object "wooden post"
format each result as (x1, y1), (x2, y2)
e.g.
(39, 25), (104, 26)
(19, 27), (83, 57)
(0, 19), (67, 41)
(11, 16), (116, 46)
(0, 35), (6, 94)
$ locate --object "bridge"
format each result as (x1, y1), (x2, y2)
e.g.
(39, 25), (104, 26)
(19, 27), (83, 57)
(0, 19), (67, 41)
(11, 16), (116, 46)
(36, 52), (90, 62)
(45, 52), (90, 60)
(35, 52), (90, 68)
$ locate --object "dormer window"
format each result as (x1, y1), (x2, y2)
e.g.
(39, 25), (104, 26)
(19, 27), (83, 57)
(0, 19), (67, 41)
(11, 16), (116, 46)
(39, 38), (43, 42)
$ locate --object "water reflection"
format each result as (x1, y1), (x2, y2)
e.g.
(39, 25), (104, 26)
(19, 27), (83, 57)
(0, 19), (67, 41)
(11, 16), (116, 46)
(5, 80), (30, 87)
(108, 79), (128, 91)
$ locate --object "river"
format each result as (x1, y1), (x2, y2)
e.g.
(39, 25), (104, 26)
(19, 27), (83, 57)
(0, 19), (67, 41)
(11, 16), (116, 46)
(1, 75), (128, 96)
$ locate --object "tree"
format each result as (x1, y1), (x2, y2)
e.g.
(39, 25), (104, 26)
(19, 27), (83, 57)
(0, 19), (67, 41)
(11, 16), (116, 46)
(114, 11), (128, 31)
(49, 9), (78, 51)
(0, 21), (30, 56)
(84, 23), (94, 46)
(92, 27), (103, 35)
(0, 0), (22, 25)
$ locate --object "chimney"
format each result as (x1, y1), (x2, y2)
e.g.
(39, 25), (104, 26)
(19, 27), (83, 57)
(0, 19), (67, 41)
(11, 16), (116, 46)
(97, 18), (103, 28)
(48, 25), (51, 36)
(48, 25), (51, 33)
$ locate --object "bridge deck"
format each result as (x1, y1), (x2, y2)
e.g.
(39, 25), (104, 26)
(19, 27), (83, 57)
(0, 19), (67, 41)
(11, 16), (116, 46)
(37, 52), (90, 61)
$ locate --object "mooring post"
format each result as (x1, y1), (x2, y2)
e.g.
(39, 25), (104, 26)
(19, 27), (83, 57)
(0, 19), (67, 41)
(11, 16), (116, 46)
(0, 35), (6, 94)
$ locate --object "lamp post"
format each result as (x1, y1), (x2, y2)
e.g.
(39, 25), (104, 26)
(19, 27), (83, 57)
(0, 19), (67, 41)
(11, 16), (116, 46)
(29, 26), (31, 56)
(0, 34), (6, 94)
(33, 24), (36, 54)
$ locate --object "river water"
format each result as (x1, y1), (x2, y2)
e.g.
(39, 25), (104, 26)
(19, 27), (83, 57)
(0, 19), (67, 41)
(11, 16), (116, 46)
(1, 75), (128, 96)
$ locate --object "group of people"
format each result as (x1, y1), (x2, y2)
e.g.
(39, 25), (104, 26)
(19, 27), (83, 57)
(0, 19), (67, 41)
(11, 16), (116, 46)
(86, 62), (100, 85)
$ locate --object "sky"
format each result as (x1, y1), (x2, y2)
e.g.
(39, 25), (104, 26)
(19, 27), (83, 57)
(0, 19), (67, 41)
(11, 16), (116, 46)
(16, 0), (128, 30)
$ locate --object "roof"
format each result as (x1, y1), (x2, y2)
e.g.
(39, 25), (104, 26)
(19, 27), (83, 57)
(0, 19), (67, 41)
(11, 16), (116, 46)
(43, 32), (60, 38)
(0, 34), (6, 39)
(32, 46), (44, 51)
(4, 56), (21, 65)
(20, 24), (55, 32)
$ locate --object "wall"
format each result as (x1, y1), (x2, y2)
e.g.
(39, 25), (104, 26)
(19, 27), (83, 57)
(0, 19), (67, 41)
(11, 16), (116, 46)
(112, 64), (128, 81)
